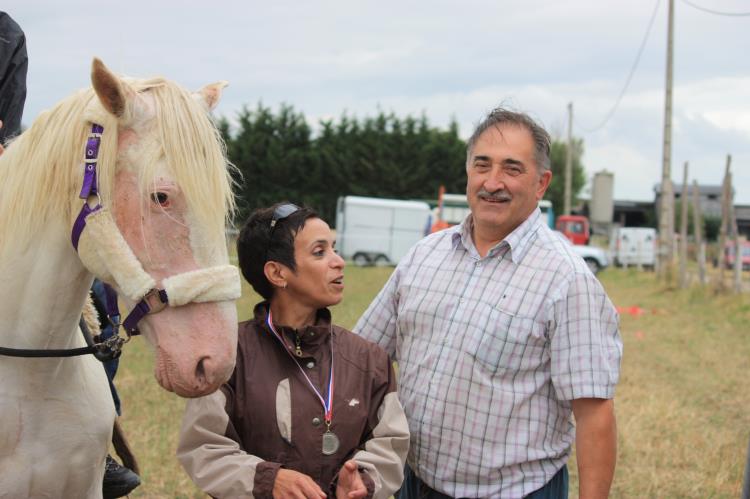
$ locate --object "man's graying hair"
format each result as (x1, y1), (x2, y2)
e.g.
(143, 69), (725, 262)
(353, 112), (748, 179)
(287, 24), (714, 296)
(466, 107), (551, 173)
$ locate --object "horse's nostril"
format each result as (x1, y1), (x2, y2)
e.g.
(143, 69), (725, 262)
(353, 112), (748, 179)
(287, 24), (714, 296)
(195, 356), (209, 384)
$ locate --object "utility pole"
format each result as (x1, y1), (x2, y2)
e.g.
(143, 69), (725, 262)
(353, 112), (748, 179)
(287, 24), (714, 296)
(564, 102), (573, 216)
(658, 0), (676, 281)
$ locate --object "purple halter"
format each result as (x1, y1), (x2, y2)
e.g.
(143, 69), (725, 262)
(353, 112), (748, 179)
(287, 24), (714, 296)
(71, 123), (169, 336)
(71, 124), (104, 250)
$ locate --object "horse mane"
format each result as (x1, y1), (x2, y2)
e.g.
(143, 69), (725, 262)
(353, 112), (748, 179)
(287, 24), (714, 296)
(0, 75), (236, 257)
(128, 77), (237, 248)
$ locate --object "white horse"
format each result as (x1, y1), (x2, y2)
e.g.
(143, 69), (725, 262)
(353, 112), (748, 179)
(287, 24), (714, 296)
(0, 59), (241, 498)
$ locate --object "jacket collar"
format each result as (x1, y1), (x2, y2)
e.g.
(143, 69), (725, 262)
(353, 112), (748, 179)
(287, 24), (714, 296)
(253, 301), (333, 349)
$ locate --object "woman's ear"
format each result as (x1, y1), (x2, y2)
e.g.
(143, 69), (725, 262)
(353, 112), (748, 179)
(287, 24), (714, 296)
(264, 261), (288, 289)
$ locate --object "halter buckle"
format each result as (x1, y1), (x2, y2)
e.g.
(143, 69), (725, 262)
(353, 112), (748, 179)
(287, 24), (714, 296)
(143, 288), (168, 314)
(92, 334), (126, 362)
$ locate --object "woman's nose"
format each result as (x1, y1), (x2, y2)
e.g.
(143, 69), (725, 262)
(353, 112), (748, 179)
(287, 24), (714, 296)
(332, 252), (345, 268)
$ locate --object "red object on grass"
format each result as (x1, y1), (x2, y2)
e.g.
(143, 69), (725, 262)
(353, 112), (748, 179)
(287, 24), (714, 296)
(616, 306), (645, 317)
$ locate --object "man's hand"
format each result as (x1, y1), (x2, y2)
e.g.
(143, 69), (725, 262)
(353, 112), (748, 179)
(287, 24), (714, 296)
(336, 460), (368, 499)
(273, 468), (327, 499)
(572, 398), (617, 499)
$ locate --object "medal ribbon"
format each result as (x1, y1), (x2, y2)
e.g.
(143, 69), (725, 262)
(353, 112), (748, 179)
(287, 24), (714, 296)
(266, 310), (334, 423)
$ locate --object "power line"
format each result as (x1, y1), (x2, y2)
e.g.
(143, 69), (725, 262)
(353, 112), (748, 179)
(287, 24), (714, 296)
(576, 0), (662, 133)
(680, 0), (750, 17)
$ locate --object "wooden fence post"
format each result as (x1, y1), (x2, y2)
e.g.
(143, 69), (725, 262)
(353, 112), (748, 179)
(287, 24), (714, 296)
(679, 162), (689, 288)
(715, 155), (731, 292)
(692, 181), (706, 286)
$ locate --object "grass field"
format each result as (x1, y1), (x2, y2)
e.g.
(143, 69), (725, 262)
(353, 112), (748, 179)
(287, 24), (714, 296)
(116, 267), (750, 498)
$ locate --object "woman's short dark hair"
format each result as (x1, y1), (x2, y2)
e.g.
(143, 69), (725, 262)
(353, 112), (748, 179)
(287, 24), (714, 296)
(237, 202), (319, 300)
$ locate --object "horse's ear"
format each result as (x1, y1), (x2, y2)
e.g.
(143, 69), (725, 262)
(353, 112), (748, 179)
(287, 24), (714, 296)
(91, 58), (127, 118)
(194, 81), (228, 112)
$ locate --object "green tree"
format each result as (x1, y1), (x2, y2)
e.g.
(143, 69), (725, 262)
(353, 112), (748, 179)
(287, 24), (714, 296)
(422, 118), (467, 196)
(223, 104), (468, 224)
(674, 200), (723, 241)
(546, 138), (586, 216)
(228, 103), (317, 221)
(703, 216), (721, 242)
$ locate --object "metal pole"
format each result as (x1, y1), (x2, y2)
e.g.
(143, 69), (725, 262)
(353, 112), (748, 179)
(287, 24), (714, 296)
(658, 0), (675, 281)
(564, 102), (573, 216)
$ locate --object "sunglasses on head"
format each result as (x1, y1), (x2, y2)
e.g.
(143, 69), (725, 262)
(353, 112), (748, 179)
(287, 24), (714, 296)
(270, 203), (301, 230)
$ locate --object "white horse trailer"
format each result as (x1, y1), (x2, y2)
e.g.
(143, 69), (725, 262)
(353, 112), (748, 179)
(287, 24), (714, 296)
(335, 196), (431, 266)
(610, 227), (657, 268)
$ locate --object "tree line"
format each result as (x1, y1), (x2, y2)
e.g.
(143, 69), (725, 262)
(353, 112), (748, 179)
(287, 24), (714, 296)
(219, 103), (586, 225)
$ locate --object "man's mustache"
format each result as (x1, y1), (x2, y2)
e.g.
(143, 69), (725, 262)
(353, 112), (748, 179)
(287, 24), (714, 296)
(476, 189), (512, 202)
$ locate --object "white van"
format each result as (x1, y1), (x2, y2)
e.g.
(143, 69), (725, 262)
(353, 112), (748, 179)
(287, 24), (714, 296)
(610, 227), (657, 268)
(335, 196), (432, 266)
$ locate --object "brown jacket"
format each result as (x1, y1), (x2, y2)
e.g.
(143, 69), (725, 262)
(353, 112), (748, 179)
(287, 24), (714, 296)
(177, 303), (409, 499)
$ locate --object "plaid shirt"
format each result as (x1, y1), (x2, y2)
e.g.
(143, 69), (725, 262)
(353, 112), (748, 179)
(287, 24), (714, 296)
(355, 209), (622, 498)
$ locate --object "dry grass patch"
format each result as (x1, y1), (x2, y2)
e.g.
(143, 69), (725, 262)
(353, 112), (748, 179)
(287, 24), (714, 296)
(571, 269), (750, 499)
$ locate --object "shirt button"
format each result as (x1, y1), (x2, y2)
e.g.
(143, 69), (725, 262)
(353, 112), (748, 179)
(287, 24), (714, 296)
(312, 417), (322, 426)
(306, 361), (315, 369)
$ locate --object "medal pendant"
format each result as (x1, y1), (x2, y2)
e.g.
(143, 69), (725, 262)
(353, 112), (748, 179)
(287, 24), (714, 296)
(322, 430), (340, 455)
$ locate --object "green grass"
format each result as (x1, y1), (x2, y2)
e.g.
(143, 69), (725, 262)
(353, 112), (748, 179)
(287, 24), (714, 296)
(117, 267), (750, 498)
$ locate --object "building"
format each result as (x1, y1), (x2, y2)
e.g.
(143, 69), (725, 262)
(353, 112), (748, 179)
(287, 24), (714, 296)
(654, 183), (726, 220)
(611, 199), (655, 228)
(581, 181), (750, 240)
(735, 206), (750, 238)
(590, 170), (614, 235)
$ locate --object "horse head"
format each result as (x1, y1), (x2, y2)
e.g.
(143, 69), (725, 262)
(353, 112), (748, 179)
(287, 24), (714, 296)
(74, 59), (239, 397)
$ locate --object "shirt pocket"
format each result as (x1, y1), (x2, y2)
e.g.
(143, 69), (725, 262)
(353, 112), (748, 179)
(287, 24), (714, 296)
(470, 306), (547, 376)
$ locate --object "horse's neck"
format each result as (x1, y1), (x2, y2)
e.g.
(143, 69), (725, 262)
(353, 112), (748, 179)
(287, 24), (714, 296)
(0, 220), (114, 498)
(0, 221), (91, 350)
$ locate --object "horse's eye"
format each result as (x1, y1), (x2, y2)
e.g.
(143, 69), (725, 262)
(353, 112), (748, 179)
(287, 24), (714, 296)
(150, 192), (169, 206)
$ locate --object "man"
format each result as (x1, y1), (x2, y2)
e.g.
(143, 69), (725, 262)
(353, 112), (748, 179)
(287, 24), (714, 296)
(355, 107), (622, 499)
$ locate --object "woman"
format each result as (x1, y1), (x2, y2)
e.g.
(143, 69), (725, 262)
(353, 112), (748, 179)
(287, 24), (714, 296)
(178, 203), (409, 499)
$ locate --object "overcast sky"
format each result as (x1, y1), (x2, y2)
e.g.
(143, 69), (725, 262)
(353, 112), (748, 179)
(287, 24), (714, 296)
(5, 0), (750, 203)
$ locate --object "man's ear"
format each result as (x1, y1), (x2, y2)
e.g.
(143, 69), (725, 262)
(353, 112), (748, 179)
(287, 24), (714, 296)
(537, 170), (553, 199)
(264, 261), (288, 289)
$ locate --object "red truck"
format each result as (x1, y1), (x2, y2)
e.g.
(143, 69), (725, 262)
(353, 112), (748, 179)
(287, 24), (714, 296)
(555, 215), (590, 245)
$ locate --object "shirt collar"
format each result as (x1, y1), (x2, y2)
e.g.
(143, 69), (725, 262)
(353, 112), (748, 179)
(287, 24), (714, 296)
(452, 208), (543, 264)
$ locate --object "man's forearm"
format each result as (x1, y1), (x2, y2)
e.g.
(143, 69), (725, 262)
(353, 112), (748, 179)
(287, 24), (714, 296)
(572, 398), (617, 499)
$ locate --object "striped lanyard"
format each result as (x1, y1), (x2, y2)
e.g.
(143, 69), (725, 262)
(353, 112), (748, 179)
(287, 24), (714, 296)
(266, 310), (334, 424)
